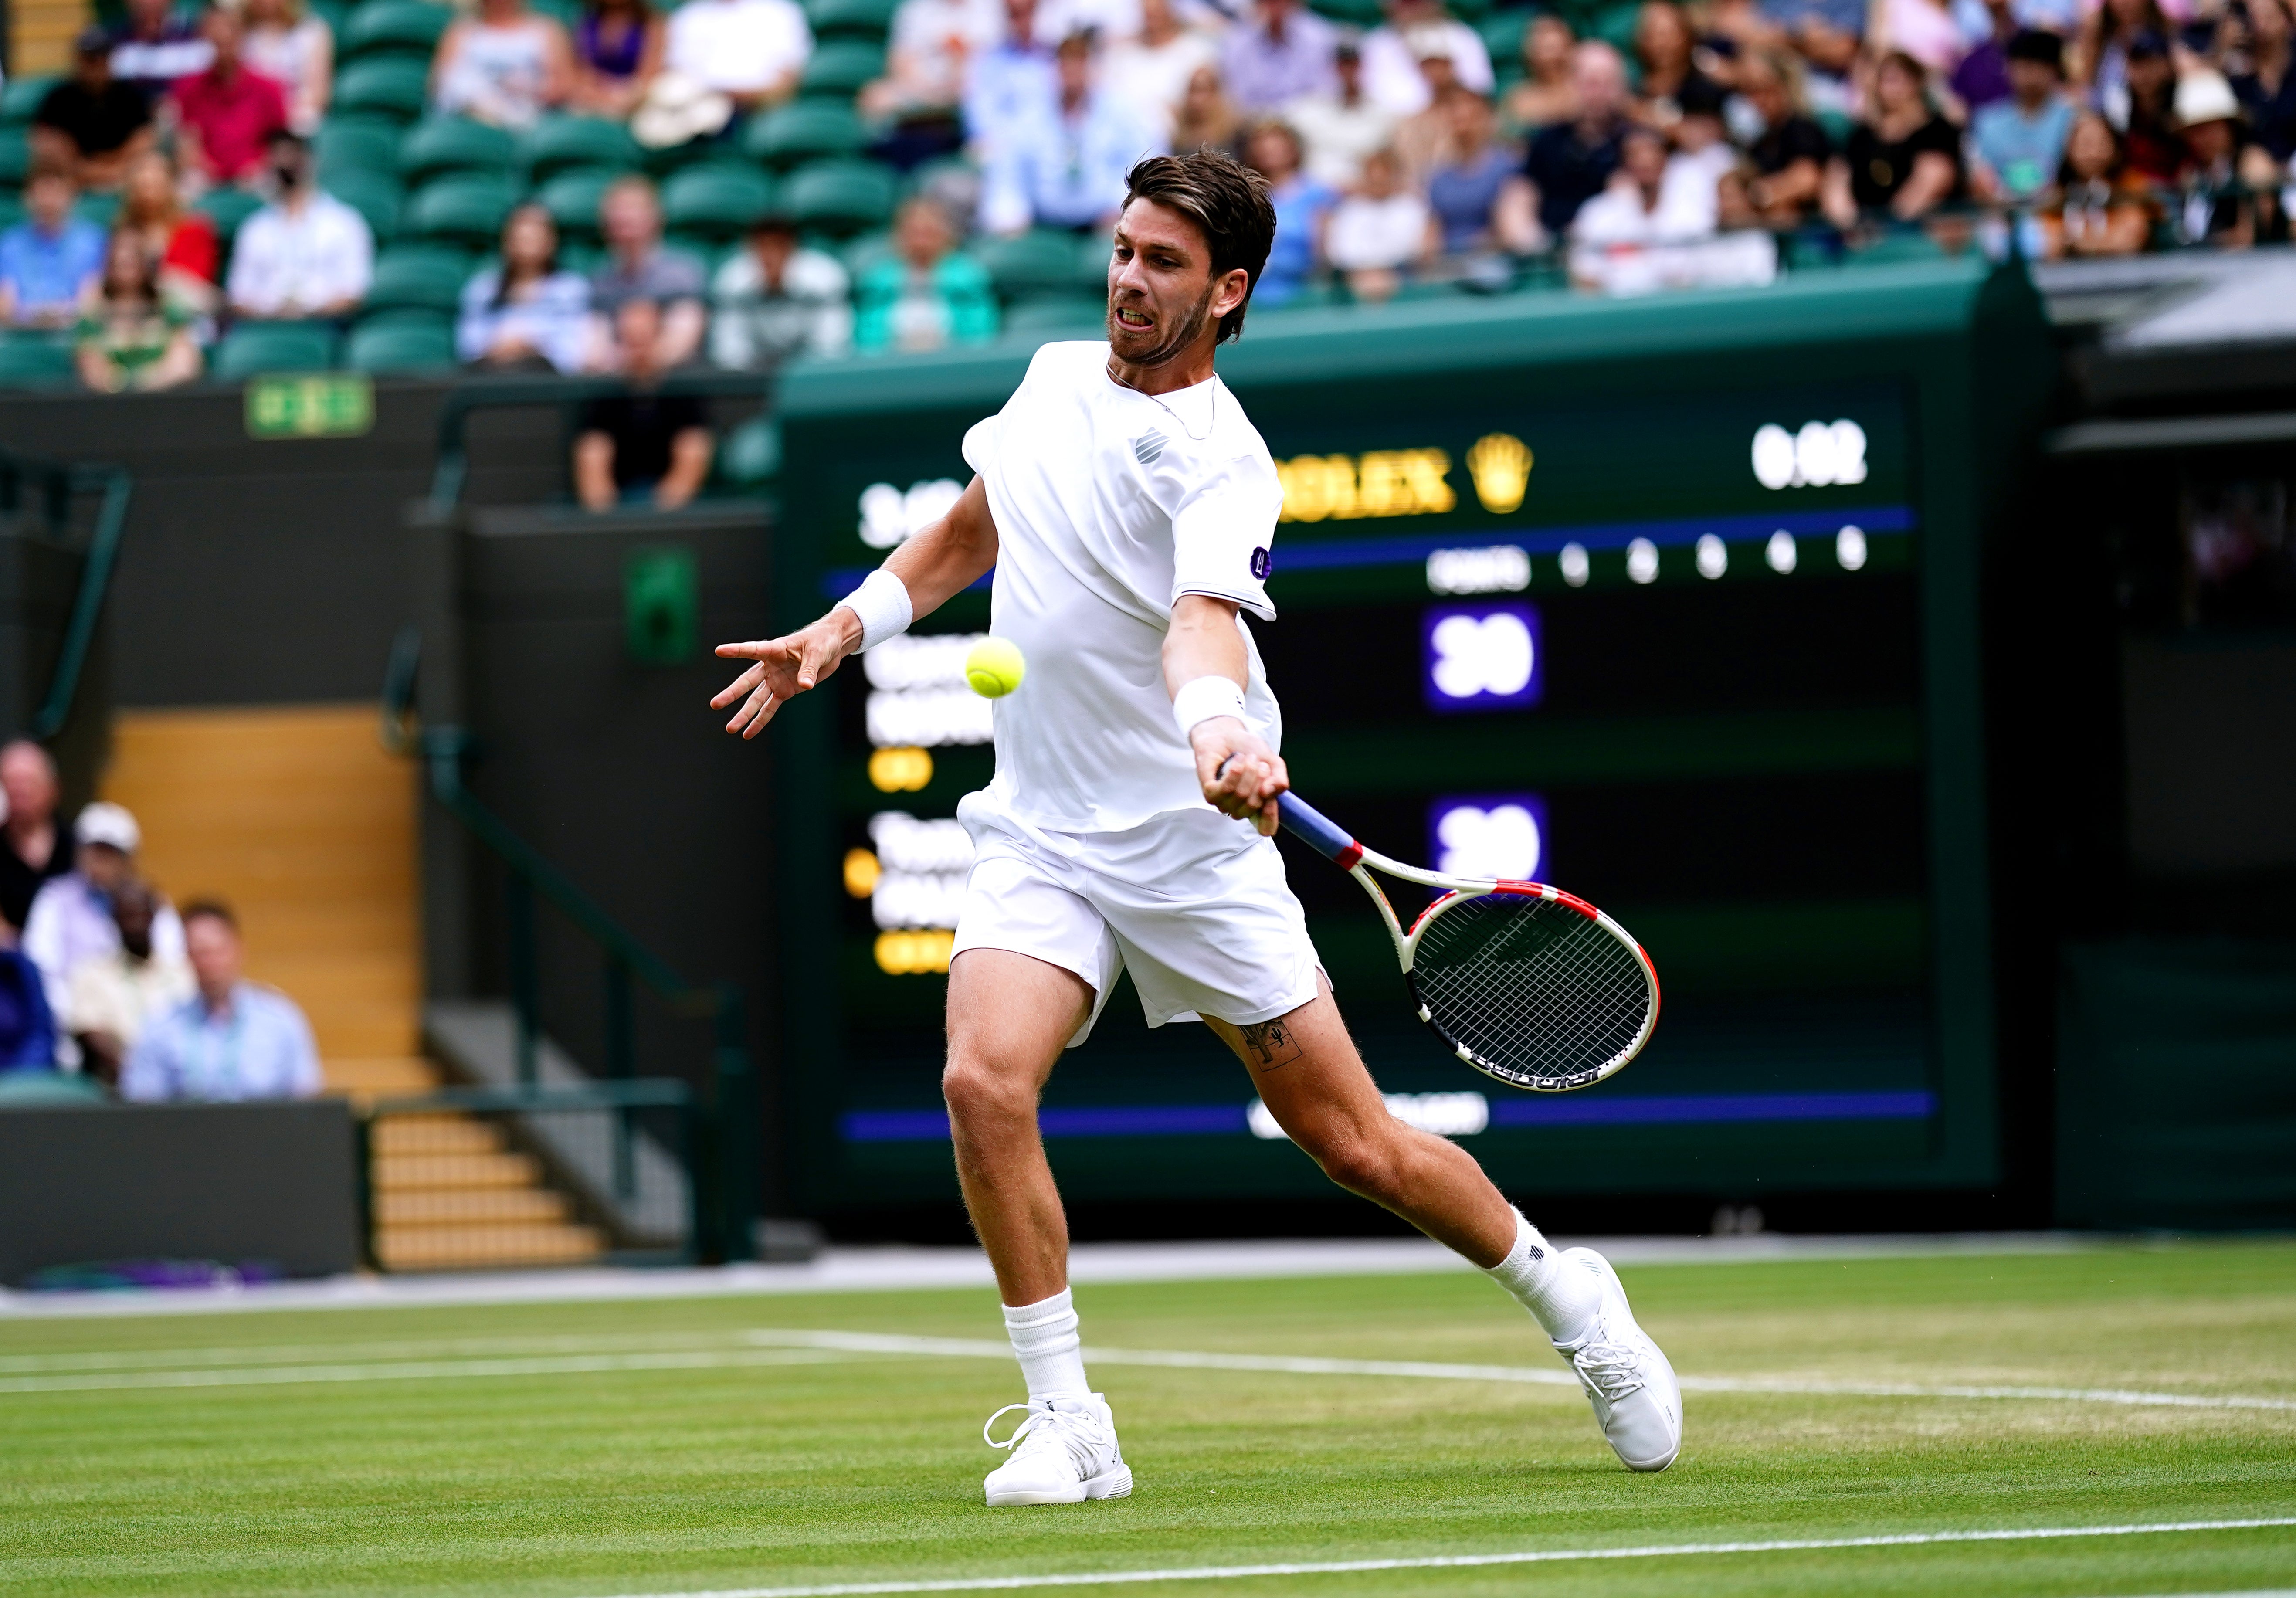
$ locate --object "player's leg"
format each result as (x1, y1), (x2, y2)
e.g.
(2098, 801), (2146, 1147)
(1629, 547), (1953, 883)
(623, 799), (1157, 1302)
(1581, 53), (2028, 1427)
(1209, 987), (1682, 1472)
(942, 932), (1130, 1505)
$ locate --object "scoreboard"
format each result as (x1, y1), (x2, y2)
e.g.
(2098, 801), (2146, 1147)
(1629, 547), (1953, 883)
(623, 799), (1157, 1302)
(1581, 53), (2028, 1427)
(770, 260), (2054, 1217)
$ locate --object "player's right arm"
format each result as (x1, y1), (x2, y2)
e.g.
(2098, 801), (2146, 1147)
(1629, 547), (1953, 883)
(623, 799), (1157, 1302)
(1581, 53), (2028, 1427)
(710, 475), (1000, 739)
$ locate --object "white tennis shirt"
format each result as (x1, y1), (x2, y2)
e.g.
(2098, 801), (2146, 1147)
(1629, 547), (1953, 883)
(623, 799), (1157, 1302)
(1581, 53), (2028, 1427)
(961, 339), (1286, 834)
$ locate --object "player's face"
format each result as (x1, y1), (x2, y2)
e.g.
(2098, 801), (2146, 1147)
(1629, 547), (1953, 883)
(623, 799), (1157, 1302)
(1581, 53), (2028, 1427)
(1106, 199), (1244, 368)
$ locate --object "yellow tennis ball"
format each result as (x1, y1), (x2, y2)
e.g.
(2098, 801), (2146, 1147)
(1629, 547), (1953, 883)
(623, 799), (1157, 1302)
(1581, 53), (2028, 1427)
(964, 636), (1026, 698)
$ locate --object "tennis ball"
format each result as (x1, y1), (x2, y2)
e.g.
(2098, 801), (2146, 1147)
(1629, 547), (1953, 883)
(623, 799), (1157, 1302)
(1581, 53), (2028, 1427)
(964, 635), (1026, 698)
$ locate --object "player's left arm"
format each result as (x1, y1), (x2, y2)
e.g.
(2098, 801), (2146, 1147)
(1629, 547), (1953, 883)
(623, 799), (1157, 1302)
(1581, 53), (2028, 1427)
(1166, 594), (1287, 836)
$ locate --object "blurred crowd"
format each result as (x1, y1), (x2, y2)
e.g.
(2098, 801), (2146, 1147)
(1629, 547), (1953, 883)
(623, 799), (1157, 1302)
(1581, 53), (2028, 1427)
(0, 0), (2287, 396)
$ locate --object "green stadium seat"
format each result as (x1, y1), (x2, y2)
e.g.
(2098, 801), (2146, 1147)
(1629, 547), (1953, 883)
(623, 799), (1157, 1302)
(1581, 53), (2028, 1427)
(520, 115), (642, 183)
(340, 0), (453, 63)
(783, 158), (894, 234)
(717, 414), (780, 485)
(1847, 229), (1947, 266)
(806, 0), (898, 38)
(316, 115), (404, 178)
(0, 126), (31, 187)
(1587, 0), (1640, 54)
(1000, 294), (1106, 333)
(0, 194), (22, 232)
(1447, 0), (1491, 18)
(1306, 0), (1381, 24)
(0, 76), (60, 126)
(979, 227), (1088, 302)
(0, 333), (76, 388)
(661, 232), (734, 275)
(536, 166), (620, 243)
(1476, 9), (1527, 65)
(333, 57), (432, 122)
(400, 115), (519, 185)
(323, 167), (405, 241)
(661, 163), (774, 240)
(745, 99), (865, 169)
(210, 321), (340, 380)
(365, 244), (474, 313)
(404, 173), (519, 246)
(197, 186), (266, 247)
(798, 39), (885, 99)
(528, 0), (581, 24)
(346, 317), (457, 371)
(71, 190), (119, 230)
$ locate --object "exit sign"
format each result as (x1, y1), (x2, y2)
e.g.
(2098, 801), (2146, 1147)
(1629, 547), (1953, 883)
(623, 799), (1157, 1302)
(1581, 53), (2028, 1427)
(245, 373), (374, 439)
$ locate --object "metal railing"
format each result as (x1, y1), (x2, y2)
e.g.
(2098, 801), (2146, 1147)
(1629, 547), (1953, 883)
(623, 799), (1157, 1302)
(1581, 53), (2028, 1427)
(0, 449), (132, 740)
(381, 628), (757, 1262)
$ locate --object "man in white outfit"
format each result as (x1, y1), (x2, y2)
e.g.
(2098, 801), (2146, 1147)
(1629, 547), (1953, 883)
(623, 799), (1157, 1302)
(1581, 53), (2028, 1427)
(712, 148), (1681, 1507)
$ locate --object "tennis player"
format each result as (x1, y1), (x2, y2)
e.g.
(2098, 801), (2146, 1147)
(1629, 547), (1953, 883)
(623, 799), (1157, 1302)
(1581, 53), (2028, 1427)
(713, 149), (1680, 1505)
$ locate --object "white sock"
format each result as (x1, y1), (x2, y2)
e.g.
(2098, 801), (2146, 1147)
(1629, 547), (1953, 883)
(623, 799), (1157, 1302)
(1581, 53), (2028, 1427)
(1003, 1287), (1091, 1401)
(1484, 1210), (1600, 1345)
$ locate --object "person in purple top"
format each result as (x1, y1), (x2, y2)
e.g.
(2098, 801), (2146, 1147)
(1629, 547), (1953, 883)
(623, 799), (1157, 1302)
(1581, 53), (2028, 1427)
(572, 0), (665, 117)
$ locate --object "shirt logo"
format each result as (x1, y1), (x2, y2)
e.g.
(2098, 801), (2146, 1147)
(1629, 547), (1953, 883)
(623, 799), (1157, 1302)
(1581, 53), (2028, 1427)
(1132, 431), (1167, 466)
(1249, 547), (1272, 580)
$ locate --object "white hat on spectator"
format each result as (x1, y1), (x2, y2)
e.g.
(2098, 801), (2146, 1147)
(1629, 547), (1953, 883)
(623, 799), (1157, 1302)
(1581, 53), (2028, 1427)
(75, 801), (141, 854)
(632, 72), (735, 149)
(2174, 69), (2241, 127)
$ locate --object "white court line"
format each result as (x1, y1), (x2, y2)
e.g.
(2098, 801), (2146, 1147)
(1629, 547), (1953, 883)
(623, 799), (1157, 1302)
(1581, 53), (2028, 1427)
(0, 1330), (765, 1375)
(576, 1518), (2296, 1598)
(0, 1348), (847, 1394)
(746, 1330), (2296, 1414)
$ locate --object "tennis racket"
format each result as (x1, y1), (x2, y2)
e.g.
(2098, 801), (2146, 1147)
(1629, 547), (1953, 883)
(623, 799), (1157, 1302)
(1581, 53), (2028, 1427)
(1276, 793), (1659, 1092)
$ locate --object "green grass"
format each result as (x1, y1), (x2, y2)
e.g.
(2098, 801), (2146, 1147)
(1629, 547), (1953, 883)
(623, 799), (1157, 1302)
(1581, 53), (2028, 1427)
(4, 1241), (2294, 1598)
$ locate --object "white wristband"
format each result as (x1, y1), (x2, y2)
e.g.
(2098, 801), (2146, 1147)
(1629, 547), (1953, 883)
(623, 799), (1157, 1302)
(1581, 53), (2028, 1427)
(837, 568), (913, 651)
(1172, 674), (1247, 740)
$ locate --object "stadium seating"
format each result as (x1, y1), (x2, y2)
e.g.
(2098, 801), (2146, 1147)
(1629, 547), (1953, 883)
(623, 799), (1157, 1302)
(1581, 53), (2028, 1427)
(404, 173), (520, 248)
(521, 115), (642, 184)
(807, 0), (899, 38)
(211, 322), (340, 379)
(0, 334), (77, 386)
(324, 167), (406, 242)
(798, 40), (886, 101)
(365, 244), (475, 315)
(536, 166), (622, 244)
(400, 116), (519, 187)
(340, 0), (454, 66)
(333, 57), (431, 122)
(662, 163), (777, 241)
(346, 314), (458, 372)
(0, 75), (57, 124)
(745, 100), (867, 170)
(0, 128), (31, 188)
(783, 158), (895, 235)
(718, 414), (782, 485)
(316, 115), (404, 180)
(196, 187), (266, 248)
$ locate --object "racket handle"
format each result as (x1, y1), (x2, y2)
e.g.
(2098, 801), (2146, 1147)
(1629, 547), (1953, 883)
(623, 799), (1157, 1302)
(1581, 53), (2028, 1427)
(1276, 793), (1359, 864)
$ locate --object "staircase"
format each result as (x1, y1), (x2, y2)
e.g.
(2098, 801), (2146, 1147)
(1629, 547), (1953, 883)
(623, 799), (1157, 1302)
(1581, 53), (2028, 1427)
(8, 0), (87, 76)
(103, 705), (603, 1271)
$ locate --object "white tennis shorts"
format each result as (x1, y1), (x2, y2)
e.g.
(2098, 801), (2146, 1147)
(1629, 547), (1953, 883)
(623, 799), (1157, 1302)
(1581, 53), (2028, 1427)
(950, 789), (1325, 1046)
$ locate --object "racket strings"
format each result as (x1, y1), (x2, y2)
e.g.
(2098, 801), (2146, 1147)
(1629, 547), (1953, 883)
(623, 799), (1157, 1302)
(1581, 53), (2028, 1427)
(1411, 896), (1650, 1088)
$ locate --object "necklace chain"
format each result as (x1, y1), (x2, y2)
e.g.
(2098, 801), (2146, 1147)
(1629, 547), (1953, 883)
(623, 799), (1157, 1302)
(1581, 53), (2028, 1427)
(1107, 358), (1217, 443)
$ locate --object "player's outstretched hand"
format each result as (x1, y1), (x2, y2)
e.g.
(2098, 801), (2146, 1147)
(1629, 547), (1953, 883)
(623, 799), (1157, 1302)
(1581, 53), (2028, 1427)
(1195, 722), (1289, 837)
(712, 610), (862, 739)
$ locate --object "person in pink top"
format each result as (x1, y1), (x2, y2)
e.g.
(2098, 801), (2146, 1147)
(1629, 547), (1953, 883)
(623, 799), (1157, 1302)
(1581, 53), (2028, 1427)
(171, 8), (290, 187)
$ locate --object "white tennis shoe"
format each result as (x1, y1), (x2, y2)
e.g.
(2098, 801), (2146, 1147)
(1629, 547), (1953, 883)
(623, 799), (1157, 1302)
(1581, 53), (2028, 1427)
(1553, 1248), (1682, 1472)
(981, 1393), (1133, 1506)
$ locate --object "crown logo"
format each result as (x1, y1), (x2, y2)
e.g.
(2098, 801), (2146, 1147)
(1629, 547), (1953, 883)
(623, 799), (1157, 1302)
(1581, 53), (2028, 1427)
(1466, 433), (1532, 515)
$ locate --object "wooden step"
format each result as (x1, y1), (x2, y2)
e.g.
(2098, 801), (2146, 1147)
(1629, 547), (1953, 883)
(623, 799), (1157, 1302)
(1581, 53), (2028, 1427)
(375, 1223), (606, 1270)
(372, 1116), (504, 1156)
(374, 1150), (542, 1192)
(375, 1187), (572, 1227)
(322, 1056), (440, 1094)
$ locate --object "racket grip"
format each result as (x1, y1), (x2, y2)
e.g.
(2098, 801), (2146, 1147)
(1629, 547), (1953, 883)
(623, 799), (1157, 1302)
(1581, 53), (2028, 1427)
(1276, 793), (1358, 863)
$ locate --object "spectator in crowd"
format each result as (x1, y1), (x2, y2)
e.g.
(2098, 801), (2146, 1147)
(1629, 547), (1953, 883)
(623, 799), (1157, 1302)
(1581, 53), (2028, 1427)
(575, 298), (715, 509)
(571, 0), (665, 118)
(1737, 48), (1830, 224)
(1760, 0), (1859, 119)
(1171, 61), (1244, 151)
(1870, 0), (1964, 75)
(76, 230), (201, 391)
(1572, 121), (1713, 260)
(2076, 0), (2173, 124)
(2043, 107), (2153, 252)
(1971, 30), (2076, 202)
(711, 209), (852, 367)
(2169, 68), (2276, 244)
(2229, 0), (2296, 162)
(1325, 144), (1432, 300)
(866, 0), (1001, 139)
(24, 802), (186, 1031)
(119, 149), (221, 316)
(0, 166), (105, 330)
(1630, 1), (1721, 123)
(1950, 0), (2020, 113)
(1361, 0), (1491, 116)
(2113, 30), (2185, 181)
(981, 31), (1162, 232)
(1393, 48), (1466, 180)
(0, 944), (58, 1075)
(33, 28), (155, 192)
(1823, 49), (1964, 227)
(434, 0), (574, 131)
(226, 130), (373, 319)
(241, 0), (335, 136)
(587, 176), (706, 367)
(1668, 73), (1737, 193)
(1426, 88), (1520, 261)
(121, 900), (321, 1104)
(0, 741), (70, 936)
(1243, 116), (1335, 302)
(1502, 40), (1630, 246)
(458, 204), (591, 371)
(108, 0), (214, 105)
(1502, 15), (1578, 132)
(1288, 37), (1395, 188)
(173, 7), (292, 188)
(964, 0), (1058, 160)
(1224, 0), (1338, 113)
(853, 195), (999, 350)
(663, 0), (814, 111)
(1105, 0), (1219, 139)
(63, 879), (191, 1087)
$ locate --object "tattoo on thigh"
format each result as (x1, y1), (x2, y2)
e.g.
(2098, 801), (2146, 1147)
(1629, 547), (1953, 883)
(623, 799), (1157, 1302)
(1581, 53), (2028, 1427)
(1240, 1016), (1303, 1071)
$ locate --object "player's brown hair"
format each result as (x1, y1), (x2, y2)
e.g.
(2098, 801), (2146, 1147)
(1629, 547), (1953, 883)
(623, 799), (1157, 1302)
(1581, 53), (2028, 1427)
(1121, 149), (1276, 346)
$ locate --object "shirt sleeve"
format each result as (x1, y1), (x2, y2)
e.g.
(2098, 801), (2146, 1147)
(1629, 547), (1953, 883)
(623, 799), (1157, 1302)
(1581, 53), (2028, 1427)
(1170, 451), (1282, 621)
(120, 1013), (174, 1102)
